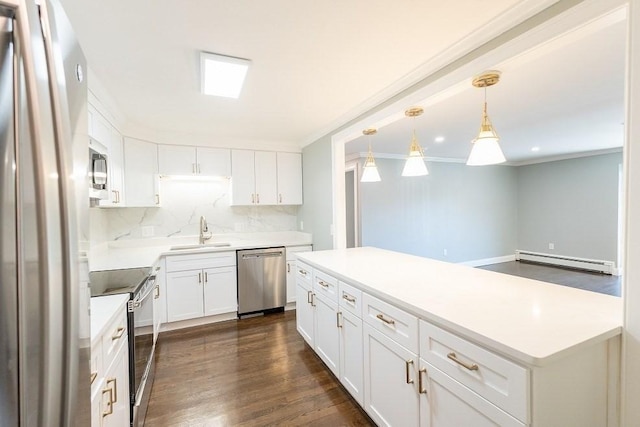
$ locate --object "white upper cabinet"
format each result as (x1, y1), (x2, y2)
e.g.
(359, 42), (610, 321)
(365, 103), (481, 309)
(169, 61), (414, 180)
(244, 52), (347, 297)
(276, 152), (302, 205)
(124, 137), (160, 207)
(231, 150), (302, 206)
(89, 104), (125, 207)
(158, 145), (231, 176)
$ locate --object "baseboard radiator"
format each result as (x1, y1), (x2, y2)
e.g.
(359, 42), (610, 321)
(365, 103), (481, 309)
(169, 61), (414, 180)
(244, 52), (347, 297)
(515, 250), (614, 274)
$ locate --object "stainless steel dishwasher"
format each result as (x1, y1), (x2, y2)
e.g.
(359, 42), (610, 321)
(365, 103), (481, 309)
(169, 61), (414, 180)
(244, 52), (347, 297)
(237, 247), (286, 316)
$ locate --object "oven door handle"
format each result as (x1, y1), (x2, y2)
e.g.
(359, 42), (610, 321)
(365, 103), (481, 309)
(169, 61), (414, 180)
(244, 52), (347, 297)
(133, 276), (157, 307)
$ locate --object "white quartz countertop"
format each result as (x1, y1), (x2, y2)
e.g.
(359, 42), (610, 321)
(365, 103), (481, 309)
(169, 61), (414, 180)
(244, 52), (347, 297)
(90, 294), (129, 346)
(297, 247), (623, 366)
(89, 231), (312, 271)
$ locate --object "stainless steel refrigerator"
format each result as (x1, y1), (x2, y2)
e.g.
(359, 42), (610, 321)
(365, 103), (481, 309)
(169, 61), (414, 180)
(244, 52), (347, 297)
(0, 0), (90, 425)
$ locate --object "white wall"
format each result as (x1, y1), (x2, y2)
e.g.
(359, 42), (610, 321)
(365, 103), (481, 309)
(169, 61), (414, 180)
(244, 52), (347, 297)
(360, 159), (518, 263)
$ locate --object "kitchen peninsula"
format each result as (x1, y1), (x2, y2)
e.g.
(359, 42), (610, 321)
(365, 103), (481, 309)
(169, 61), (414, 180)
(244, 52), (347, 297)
(296, 247), (622, 427)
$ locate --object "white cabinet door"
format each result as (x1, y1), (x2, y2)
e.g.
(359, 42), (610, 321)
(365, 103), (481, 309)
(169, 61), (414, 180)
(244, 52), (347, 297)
(340, 309), (364, 405)
(203, 266), (238, 316)
(314, 291), (340, 377)
(231, 149), (256, 205)
(152, 259), (165, 344)
(91, 387), (102, 427)
(254, 151), (277, 205)
(364, 323), (419, 427)
(123, 138), (159, 207)
(295, 280), (314, 347)
(103, 128), (125, 206)
(419, 360), (525, 427)
(88, 105), (112, 146)
(158, 144), (197, 175)
(166, 270), (204, 322)
(197, 147), (231, 176)
(285, 245), (312, 304)
(276, 152), (302, 205)
(102, 341), (130, 427)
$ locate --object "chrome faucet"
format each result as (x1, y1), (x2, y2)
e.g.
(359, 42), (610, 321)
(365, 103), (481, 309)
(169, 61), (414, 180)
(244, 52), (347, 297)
(199, 215), (212, 244)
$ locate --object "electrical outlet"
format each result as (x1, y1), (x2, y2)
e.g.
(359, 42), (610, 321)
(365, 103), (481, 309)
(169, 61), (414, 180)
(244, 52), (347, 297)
(549, 243), (555, 250)
(300, 221), (304, 231)
(141, 226), (154, 237)
(443, 248), (448, 256)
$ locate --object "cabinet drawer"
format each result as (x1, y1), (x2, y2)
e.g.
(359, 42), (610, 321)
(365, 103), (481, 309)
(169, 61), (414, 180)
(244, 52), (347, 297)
(166, 251), (236, 272)
(363, 293), (418, 353)
(420, 320), (529, 423)
(313, 269), (338, 302)
(296, 261), (313, 286)
(101, 309), (128, 373)
(338, 281), (362, 318)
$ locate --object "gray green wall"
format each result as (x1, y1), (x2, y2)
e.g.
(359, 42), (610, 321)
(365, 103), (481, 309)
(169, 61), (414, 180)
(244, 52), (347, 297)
(517, 152), (622, 261)
(360, 159), (518, 263)
(299, 136), (333, 250)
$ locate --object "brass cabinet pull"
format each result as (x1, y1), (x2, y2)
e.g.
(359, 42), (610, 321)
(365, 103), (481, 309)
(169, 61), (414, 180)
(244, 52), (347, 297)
(336, 311), (343, 328)
(101, 387), (114, 417)
(251, 193), (255, 204)
(204, 272), (208, 283)
(107, 377), (117, 402)
(116, 190), (120, 203)
(192, 163), (196, 174)
(197, 163), (201, 174)
(112, 190), (118, 203)
(279, 193), (282, 203)
(318, 280), (329, 288)
(90, 372), (97, 384)
(155, 194), (160, 205)
(311, 293), (316, 307)
(447, 352), (479, 371)
(376, 313), (395, 325)
(342, 294), (356, 303)
(154, 285), (160, 299)
(405, 359), (414, 384)
(155, 266), (161, 272)
(111, 327), (125, 341)
(256, 193), (260, 204)
(198, 272), (202, 284)
(299, 269), (307, 277)
(307, 290), (313, 304)
(419, 368), (427, 394)
(287, 263), (290, 273)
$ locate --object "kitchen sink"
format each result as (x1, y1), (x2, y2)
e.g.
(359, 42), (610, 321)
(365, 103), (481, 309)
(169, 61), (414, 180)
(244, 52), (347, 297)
(169, 242), (232, 251)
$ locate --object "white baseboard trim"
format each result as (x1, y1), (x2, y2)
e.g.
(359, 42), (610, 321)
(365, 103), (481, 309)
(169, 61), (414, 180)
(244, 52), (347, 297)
(285, 302), (296, 311)
(458, 254), (516, 267)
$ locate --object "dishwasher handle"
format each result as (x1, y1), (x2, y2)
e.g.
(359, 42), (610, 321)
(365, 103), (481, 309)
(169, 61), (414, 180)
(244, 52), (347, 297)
(241, 251), (284, 259)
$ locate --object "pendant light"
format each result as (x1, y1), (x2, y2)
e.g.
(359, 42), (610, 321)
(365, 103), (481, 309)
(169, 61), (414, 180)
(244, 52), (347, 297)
(360, 128), (381, 182)
(402, 107), (429, 177)
(467, 71), (506, 166)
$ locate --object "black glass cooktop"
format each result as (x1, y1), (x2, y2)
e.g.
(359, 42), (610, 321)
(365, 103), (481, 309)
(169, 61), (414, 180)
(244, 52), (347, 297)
(89, 267), (151, 297)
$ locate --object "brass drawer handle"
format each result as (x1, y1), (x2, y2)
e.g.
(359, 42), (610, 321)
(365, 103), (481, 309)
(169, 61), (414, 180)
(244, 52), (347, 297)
(287, 263), (290, 273)
(107, 377), (117, 402)
(447, 352), (479, 371)
(154, 285), (160, 299)
(405, 359), (414, 384)
(419, 368), (427, 394)
(298, 269), (307, 276)
(101, 388), (114, 417)
(336, 311), (343, 328)
(376, 313), (395, 325)
(307, 290), (313, 304)
(90, 372), (97, 385)
(111, 327), (125, 340)
(318, 280), (329, 288)
(342, 294), (356, 303)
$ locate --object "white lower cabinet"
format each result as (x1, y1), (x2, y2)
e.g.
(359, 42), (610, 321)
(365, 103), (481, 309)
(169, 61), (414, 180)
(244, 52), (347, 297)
(165, 252), (237, 323)
(313, 291), (340, 376)
(101, 343), (130, 427)
(364, 323), (420, 427)
(339, 309), (363, 405)
(295, 272), (314, 346)
(419, 360), (525, 427)
(285, 245), (312, 303)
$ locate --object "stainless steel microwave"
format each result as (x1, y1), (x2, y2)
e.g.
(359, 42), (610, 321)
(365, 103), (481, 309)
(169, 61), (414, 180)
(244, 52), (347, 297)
(89, 138), (108, 200)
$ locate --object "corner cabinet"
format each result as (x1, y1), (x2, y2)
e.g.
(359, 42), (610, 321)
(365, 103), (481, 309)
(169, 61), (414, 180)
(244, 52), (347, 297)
(123, 137), (160, 207)
(231, 150), (302, 206)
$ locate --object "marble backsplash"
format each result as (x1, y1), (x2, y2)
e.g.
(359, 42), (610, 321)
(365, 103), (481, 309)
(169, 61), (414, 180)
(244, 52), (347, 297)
(90, 178), (299, 243)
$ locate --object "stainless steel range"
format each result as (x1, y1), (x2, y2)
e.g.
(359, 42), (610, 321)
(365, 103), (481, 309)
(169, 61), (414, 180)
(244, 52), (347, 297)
(90, 267), (158, 427)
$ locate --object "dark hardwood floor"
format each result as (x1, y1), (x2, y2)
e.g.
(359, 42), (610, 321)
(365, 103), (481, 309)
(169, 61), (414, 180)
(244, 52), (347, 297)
(478, 260), (622, 296)
(145, 311), (374, 426)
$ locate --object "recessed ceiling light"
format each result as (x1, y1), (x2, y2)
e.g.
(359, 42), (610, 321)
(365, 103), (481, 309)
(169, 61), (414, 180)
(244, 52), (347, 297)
(531, 146), (540, 152)
(200, 52), (250, 99)
(434, 136), (445, 143)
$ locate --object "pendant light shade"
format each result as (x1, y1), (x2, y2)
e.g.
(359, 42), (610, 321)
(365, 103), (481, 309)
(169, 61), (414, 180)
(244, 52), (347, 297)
(467, 71), (506, 166)
(361, 128), (381, 182)
(402, 107), (428, 177)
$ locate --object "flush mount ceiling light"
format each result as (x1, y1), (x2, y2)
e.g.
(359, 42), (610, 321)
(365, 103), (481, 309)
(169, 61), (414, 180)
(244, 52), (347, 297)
(467, 71), (506, 166)
(200, 52), (250, 99)
(402, 107), (429, 177)
(361, 128), (381, 183)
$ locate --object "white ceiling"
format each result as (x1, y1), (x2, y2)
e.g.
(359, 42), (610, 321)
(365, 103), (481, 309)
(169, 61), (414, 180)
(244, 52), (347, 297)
(345, 15), (626, 163)
(58, 0), (528, 146)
